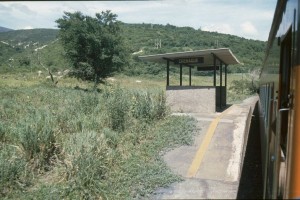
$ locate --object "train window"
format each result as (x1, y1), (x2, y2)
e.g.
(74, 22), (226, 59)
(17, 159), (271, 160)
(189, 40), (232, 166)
(259, 83), (273, 134)
(279, 27), (292, 155)
(279, 28), (292, 109)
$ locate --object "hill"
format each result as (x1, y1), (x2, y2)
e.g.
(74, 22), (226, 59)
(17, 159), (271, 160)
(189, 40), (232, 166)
(122, 23), (266, 75)
(0, 24), (266, 75)
(0, 26), (13, 32)
(0, 28), (58, 47)
(0, 29), (67, 73)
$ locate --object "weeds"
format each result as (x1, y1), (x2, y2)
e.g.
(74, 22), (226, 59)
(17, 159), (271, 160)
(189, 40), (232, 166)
(18, 113), (57, 171)
(0, 82), (197, 199)
(131, 90), (167, 122)
(0, 122), (6, 142)
(63, 131), (109, 199)
(0, 144), (26, 197)
(105, 86), (130, 132)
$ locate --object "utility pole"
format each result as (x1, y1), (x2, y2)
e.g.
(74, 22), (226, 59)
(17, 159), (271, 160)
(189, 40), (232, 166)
(215, 40), (219, 48)
(155, 39), (161, 49)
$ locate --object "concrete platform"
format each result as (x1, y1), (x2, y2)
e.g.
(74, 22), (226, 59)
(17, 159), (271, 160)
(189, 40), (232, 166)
(152, 96), (259, 199)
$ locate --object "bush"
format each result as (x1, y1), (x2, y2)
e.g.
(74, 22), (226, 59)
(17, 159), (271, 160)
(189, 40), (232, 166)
(132, 90), (167, 122)
(104, 116), (197, 199)
(132, 91), (153, 120)
(229, 78), (258, 95)
(0, 144), (26, 197)
(0, 83), (196, 199)
(104, 86), (130, 132)
(0, 122), (6, 142)
(63, 131), (110, 199)
(18, 111), (57, 171)
(18, 56), (31, 66)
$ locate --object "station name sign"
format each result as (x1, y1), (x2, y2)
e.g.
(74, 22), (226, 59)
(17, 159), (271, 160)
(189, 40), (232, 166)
(174, 57), (204, 65)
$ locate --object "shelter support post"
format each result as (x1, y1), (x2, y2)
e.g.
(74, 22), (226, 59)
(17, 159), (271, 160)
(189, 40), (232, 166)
(180, 64), (183, 86)
(220, 62), (223, 109)
(167, 60), (170, 86)
(225, 64), (227, 88)
(225, 64), (228, 100)
(213, 55), (216, 86)
(189, 67), (192, 86)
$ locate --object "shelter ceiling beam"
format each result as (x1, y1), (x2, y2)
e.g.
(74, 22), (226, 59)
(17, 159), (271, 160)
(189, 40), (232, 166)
(211, 53), (228, 65)
(163, 57), (194, 68)
(163, 57), (175, 62)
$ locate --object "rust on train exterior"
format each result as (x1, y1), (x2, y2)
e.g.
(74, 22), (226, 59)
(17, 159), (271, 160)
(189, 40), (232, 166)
(259, 0), (300, 198)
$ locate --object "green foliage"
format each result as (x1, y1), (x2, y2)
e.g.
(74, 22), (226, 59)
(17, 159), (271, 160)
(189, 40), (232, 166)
(104, 86), (130, 132)
(18, 111), (57, 171)
(229, 77), (259, 95)
(0, 42), (19, 65)
(0, 144), (26, 197)
(122, 23), (266, 75)
(0, 23), (265, 77)
(18, 56), (30, 66)
(0, 83), (197, 199)
(104, 116), (197, 199)
(0, 29), (71, 74)
(36, 41), (71, 71)
(0, 29), (58, 44)
(64, 131), (109, 199)
(56, 11), (129, 83)
(131, 90), (167, 121)
(0, 122), (6, 142)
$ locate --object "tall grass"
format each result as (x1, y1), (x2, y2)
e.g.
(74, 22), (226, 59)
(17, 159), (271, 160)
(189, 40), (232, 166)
(63, 131), (110, 199)
(0, 83), (196, 199)
(104, 86), (130, 132)
(0, 144), (26, 197)
(18, 111), (57, 171)
(131, 90), (167, 122)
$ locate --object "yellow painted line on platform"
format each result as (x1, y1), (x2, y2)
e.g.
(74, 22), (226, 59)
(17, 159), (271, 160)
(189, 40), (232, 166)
(187, 106), (233, 178)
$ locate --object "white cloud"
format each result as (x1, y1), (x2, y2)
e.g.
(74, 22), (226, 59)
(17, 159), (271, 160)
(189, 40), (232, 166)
(0, 1), (276, 41)
(241, 21), (258, 35)
(202, 24), (233, 35)
(23, 26), (33, 30)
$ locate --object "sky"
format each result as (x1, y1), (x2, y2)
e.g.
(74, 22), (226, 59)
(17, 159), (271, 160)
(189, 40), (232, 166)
(0, 0), (277, 41)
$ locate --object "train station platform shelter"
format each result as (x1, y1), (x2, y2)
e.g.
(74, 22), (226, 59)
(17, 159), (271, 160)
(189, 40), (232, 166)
(139, 48), (240, 113)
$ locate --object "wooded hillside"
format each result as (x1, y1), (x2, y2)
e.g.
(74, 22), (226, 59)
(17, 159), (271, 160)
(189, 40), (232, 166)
(0, 23), (266, 75)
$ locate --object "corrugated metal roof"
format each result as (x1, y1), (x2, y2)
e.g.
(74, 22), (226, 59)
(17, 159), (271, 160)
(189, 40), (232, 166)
(138, 48), (240, 66)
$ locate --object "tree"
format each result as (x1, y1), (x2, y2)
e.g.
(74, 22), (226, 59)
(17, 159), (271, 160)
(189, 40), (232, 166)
(56, 11), (128, 85)
(229, 69), (259, 95)
(18, 56), (30, 66)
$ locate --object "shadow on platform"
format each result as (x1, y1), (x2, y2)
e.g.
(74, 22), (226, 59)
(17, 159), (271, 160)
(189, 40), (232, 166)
(216, 104), (232, 112)
(237, 102), (263, 199)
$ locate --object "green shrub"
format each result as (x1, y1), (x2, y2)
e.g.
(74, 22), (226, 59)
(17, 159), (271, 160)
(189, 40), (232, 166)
(0, 144), (26, 197)
(18, 111), (57, 171)
(229, 78), (258, 95)
(152, 90), (167, 120)
(132, 91), (153, 120)
(77, 92), (99, 115)
(131, 90), (167, 122)
(103, 128), (119, 149)
(18, 56), (31, 66)
(104, 116), (197, 199)
(0, 122), (5, 142)
(1, 98), (23, 123)
(105, 86), (130, 132)
(0, 82), (196, 199)
(63, 131), (110, 199)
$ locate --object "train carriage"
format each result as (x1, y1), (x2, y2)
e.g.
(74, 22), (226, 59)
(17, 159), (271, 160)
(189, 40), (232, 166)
(259, 0), (300, 198)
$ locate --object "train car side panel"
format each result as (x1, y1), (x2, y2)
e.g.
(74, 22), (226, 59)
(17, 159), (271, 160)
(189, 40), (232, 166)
(287, 65), (300, 198)
(259, 0), (300, 198)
